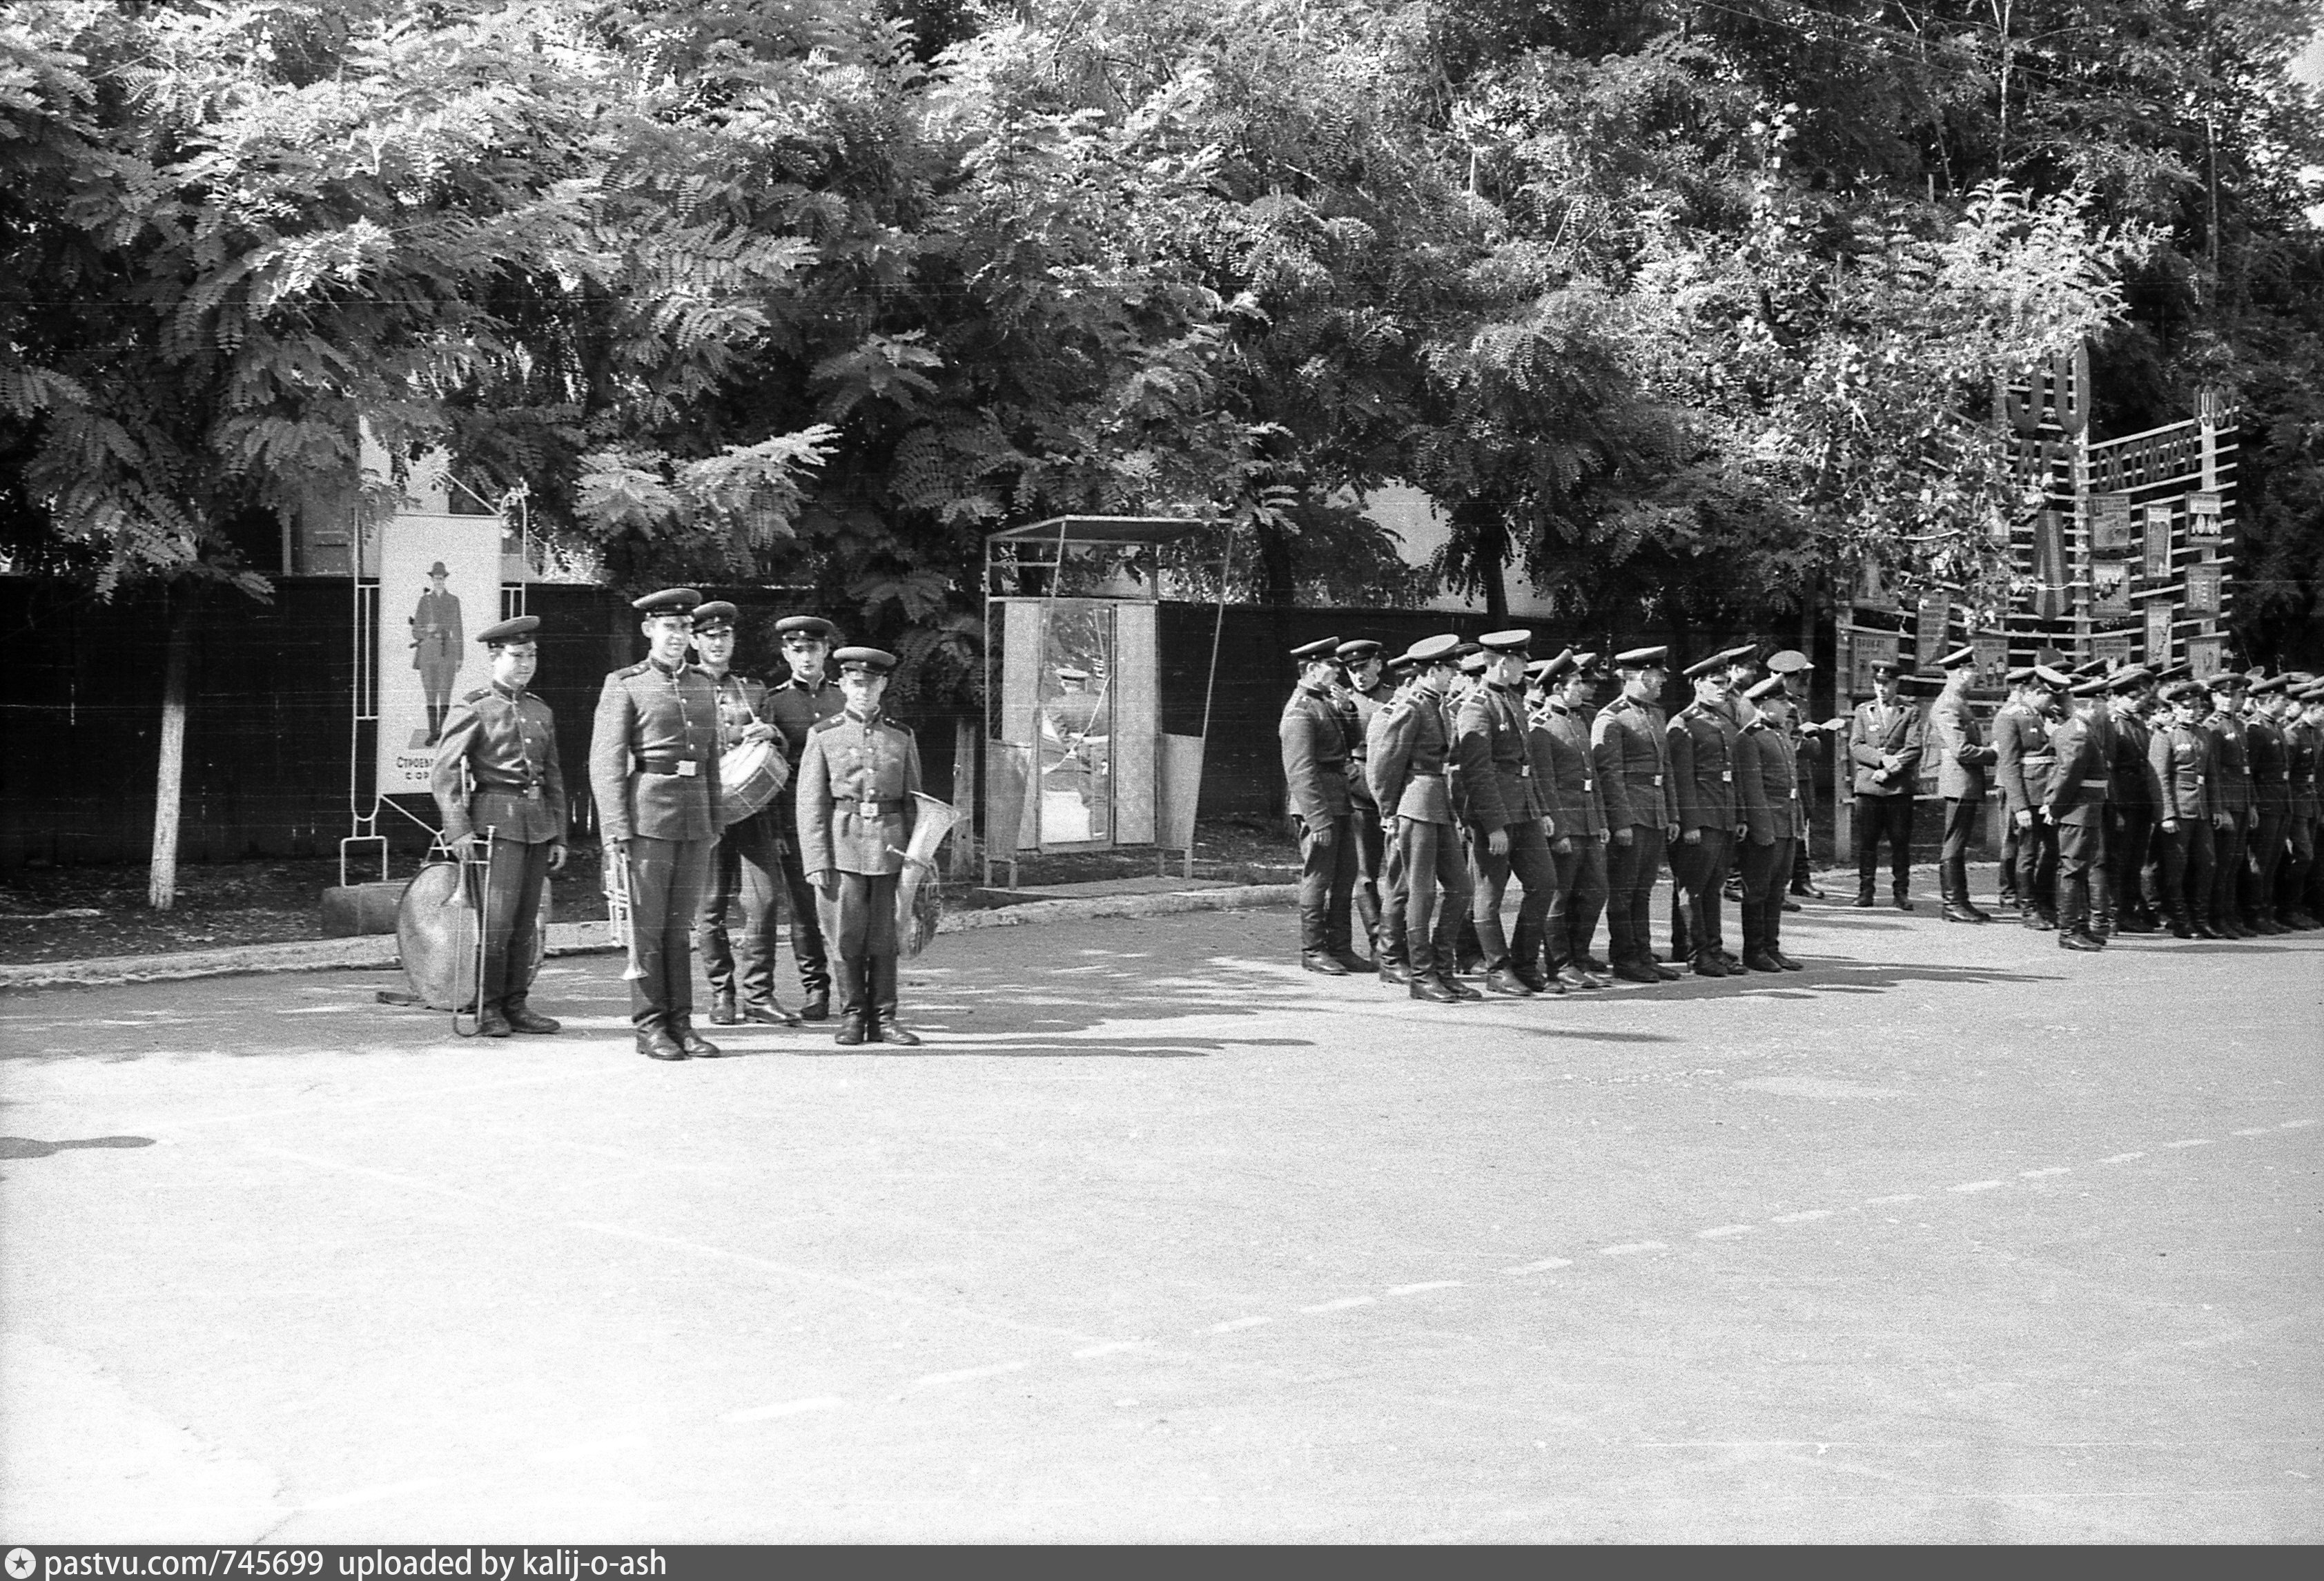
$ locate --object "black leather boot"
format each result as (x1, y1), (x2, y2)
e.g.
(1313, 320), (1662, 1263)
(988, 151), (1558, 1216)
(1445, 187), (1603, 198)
(707, 989), (739, 1027)
(870, 957), (921, 1045)
(833, 957), (868, 1045)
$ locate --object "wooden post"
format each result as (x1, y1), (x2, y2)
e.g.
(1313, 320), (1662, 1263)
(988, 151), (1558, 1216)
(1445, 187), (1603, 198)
(147, 585), (203, 911)
(950, 715), (977, 882)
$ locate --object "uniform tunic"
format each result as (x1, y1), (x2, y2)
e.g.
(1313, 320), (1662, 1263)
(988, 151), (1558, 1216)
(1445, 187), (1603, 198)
(1369, 683), (1473, 973)
(1668, 699), (1742, 956)
(2047, 710), (2112, 933)
(429, 681), (565, 1009)
(2150, 721), (2216, 924)
(1533, 697), (1608, 970)
(1592, 694), (1674, 967)
(694, 668), (786, 1007)
(795, 708), (924, 956)
(764, 673), (846, 999)
(1281, 681), (1359, 958)
(1456, 682), (1554, 973)
(2203, 710), (2254, 928)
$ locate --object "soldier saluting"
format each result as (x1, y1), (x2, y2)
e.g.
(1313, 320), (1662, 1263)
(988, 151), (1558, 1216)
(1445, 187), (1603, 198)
(591, 588), (725, 1062)
(796, 646), (926, 1047)
(429, 615), (567, 1037)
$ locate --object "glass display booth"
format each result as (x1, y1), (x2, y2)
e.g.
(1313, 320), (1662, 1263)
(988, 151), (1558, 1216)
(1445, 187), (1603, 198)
(982, 516), (1228, 889)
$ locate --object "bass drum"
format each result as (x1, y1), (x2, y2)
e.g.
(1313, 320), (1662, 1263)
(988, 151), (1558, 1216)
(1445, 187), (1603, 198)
(395, 860), (551, 1011)
(719, 737), (790, 827)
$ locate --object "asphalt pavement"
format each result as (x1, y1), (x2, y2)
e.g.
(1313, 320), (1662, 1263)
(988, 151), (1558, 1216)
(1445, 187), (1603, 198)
(2, 873), (2319, 1543)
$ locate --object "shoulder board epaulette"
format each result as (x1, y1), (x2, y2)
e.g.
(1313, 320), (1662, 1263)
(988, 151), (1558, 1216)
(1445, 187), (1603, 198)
(614, 660), (652, 679)
(461, 686), (491, 704)
(808, 712), (849, 732)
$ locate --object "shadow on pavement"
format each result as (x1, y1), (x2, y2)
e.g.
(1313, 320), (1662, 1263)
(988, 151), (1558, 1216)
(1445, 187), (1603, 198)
(1, 1134), (157, 1161)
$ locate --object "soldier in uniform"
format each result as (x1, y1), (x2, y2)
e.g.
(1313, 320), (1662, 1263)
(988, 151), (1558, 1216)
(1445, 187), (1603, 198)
(1735, 675), (1806, 971)
(687, 601), (801, 1028)
(2149, 680), (2217, 938)
(1336, 639), (1392, 962)
(2047, 675), (2114, 951)
(1847, 659), (1924, 910)
(2280, 679), (2323, 929)
(1456, 630), (1559, 997)
(1365, 649), (1423, 985)
(591, 588), (724, 1061)
(428, 615), (567, 1037)
(1371, 634), (1477, 1003)
(1766, 650), (1826, 901)
(2200, 670), (2254, 938)
(1994, 666), (2064, 927)
(1667, 648), (1752, 977)
(2242, 675), (2294, 933)
(1530, 650), (1611, 991)
(1280, 637), (1367, 975)
(1594, 646), (1681, 983)
(2105, 667), (2164, 934)
(1926, 645), (1997, 924)
(410, 561), (465, 746)
(795, 646), (926, 1046)
(765, 614), (846, 1018)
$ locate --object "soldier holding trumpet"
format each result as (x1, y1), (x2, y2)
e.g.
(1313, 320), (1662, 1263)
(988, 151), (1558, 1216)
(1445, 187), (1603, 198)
(427, 616), (567, 1038)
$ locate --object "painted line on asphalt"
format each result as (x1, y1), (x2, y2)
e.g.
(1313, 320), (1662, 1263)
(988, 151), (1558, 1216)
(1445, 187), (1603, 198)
(1769, 1210), (1834, 1223)
(2098, 1152), (2147, 1163)
(1864, 1194), (1919, 1205)
(2231, 1127), (2274, 1137)
(1949, 1180), (2006, 1194)
(1203, 1315), (1274, 1334)
(906, 1361), (1028, 1390)
(1598, 1241), (1666, 1256)
(1387, 1281), (1464, 1296)
(296, 1477), (443, 1513)
(2164, 1138), (2214, 1149)
(1696, 1225), (1755, 1239)
(1500, 1258), (1572, 1275)
(1300, 1296), (1378, 1313)
(2281, 1118), (2318, 1129)
(2019, 1167), (2071, 1179)
(724, 1396), (846, 1423)
(1071, 1341), (1147, 1359)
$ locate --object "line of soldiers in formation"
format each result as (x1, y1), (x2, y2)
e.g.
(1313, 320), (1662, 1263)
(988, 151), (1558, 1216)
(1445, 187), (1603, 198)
(1280, 631), (2324, 997)
(427, 589), (926, 1060)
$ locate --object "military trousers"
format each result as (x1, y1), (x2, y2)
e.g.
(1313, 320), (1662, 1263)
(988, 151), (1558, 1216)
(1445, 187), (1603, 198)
(1469, 819), (1555, 971)
(696, 812), (783, 1006)
(2056, 819), (2105, 935)
(1544, 837), (1607, 970)
(466, 834), (551, 1011)
(1739, 834), (1793, 958)
(1998, 815), (2020, 898)
(2243, 806), (2289, 923)
(1668, 827), (1735, 958)
(2209, 814), (2251, 929)
(2281, 809), (2318, 917)
(1853, 793), (1915, 896)
(815, 868), (901, 958)
(1374, 815), (1410, 967)
(1348, 790), (1385, 951)
(624, 834), (712, 1033)
(770, 797), (833, 1001)
(1939, 797), (1982, 905)
(2106, 806), (2154, 921)
(1603, 825), (1666, 965)
(2013, 814), (2058, 915)
(2154, 819), (2213, 926)
(1296, 811), (1361, 957)
(1395, 817), (1474, 978)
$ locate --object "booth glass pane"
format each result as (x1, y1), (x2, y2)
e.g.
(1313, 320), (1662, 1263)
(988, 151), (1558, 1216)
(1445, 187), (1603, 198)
(1037, 600), (1113, 846)
(1113, 601), (1157, 844)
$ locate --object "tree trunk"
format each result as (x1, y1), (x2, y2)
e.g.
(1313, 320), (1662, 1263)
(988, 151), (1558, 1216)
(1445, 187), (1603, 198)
(146, 586), (204, 911)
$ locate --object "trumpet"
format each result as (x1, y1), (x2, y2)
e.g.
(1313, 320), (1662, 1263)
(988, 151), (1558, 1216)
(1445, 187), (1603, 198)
(603, 840), (645, 981)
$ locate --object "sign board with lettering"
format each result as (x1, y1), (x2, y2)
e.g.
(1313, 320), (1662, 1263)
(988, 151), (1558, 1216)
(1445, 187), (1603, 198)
(1848, 630), (1898, 697)
(2089, 559), (2133, 619)
(376, 514), (504, 797)
(2185, 561), (2222, 617)
(1914, 593), (1949, 664)
(2145, 601), (2175, 666)
(2189, 634), (2224, 680)
(2187, 491), (2223, 540)
(2142, 498), (2174, 578)
(2089, 493), (2133, 556)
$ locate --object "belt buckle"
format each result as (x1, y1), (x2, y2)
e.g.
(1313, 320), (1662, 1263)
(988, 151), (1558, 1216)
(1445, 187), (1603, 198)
(859, 798), (880, 820)
(676, 759), (699, 778)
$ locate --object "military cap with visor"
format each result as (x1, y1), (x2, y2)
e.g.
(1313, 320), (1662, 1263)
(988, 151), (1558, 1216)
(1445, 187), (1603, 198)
(690, 600), (739, 633)
(774, 614), (839, 641)
(2032, 663), (2073, 690)
(1400, 633), (1464, 667)
(1765, 648), (1813, 675)
(1937, 645), (1978, 670)
(1615, 645), (1670, 669)
(1532, 647), (1577, 683)
(477, 615), (540, 647)
(832, 646), (899, 675)
(1336, 639), (1384, 662)
(632, 587), (702, 617)
(1478, 629), (1534, 657)
(1744, 675), (1790, 701)
(2208, 670), (2249, 692)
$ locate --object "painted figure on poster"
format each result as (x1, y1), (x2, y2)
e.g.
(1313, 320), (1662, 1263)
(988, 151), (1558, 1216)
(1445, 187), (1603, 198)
(409, 561), (465, 745)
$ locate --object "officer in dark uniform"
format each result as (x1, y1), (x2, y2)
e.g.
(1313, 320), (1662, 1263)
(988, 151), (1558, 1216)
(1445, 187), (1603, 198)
(1280, 636), (1367, 975)
(1370, 634), (1476, 1002)
(1847, 658), (1925, 910)
(1593, 646), (1681, 982)
(1336, 639), (1392, 962)
(590, 588), (724, 1061)
(764, 614), (846, 1017)
(2149, 679), (2217, 938)
(1994, 666), (2061, 926)
(2243, 675), (2293, 933)
(1529, 649), (1610, 991)
(1365, 648), (1422, 985)
(2201, 670), (2255, 938)
(688, 601), (800, 1028)
(1456, 630), (1558, 997)
(1735, 675), (1805, 971)
(2105, 666), (2163, 934)
(1766, 650), (1826, 900)
(2281, 679), (2323, 929)
(1668, 648), (1751, 976)
(795, 646), (926, 1045)
(2047, 675), (2114, 951)
(429, 615), (567, 1037)
(1926, 646), (1996, 923)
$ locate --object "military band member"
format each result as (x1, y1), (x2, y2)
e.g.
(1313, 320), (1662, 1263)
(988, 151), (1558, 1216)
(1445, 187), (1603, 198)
(591, 588), (725, 1060)
(1456, 630), (1559, 997)
(2150, 680), (2217, 938)
(2243, 675), (2293, 933)
(1449, 642), (1494, 976)
(1926, 646), (1996, 924)
(1594, 646), (1682, 982)
(1337, 639), (1392, 961)
(1530, 650), (1611, 990)
(1371, 634), (1478, 1002)
(687, 601), (801, 1028)
(1281, 637), (1367, 976)
(2281, 680), (2323, 929)
(428, 615), (567, 1037)
(1847, 659), (1924, 910)
(2105, 667), (2164, 934)
(1995, 666), (2064, 927)
(765, 614), (846, 1018)
(1735, 676), (1806, 971)
(1668, 648), (1752, 976)
(1765, 650), (1826, 900)
(2201, 670), (2255, 938)
(2046, 676), (2113, 951)
(795, 646), (926, 1046)
(1366, 650), (1423, 984)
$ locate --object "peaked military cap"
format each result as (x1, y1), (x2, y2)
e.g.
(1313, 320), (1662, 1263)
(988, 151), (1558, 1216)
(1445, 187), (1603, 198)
(1458, 648), (1492, 675)
(1864, 657), (1906, 679)
(1383, 650), (1422, 678)
(1716, 643), (1761, 671)
(2155, 661), (2192, 683)
(1451, 639), (1483, 659)
(1533, 647), (1576, 683)
(1615, 645), (1670, 668)
(1764, 648), (1813, 674)
(833, 646), (898, 675)
(2249, 673), (2285, 695)
(2005, 666), (2038, 684)
(2165, 680), (2206, 703)
(1681, 651), (1731, 679)
(2207, 670), (2249, 690)
(1478, 629), (1534, 656)
(1400, 633), (1463, 666)
(690, 600), (739, 633)
(1336, 639), (1383, 661)
(1937, 645), (1978, 670)
(2071, 657), (2111, 679)
(632, 587), (701, 617)
(477, 615), (540, 646)
(2032, 664), (2073, 690)
(1571, 650), (1607, 677)
(1744, 675), (1788, 701)
(1290, 636), (1341, 662)
(2109, 666), (2155, 692)
(2069, 675), (2111, 697)
(1055, 666), (1091, 681)
(774, 614), (839, 641)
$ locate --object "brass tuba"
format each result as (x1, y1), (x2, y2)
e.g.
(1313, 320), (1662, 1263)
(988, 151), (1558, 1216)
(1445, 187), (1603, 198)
(892, 794), (963, 958)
